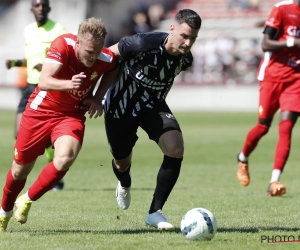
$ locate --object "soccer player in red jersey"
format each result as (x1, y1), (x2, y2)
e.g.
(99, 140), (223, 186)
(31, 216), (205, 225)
(6, 0), (67, 191)
(237, 0), (300, 196)
(0, 17), (118, 232)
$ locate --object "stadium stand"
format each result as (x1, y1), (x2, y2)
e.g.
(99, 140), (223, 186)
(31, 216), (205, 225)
(158, 0), (279, 85)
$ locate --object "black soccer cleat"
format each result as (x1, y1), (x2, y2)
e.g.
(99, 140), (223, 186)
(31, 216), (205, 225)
(52, 179), (64, 191)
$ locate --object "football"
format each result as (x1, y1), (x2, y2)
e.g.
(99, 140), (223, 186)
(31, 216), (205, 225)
(181, 207), (217, 241)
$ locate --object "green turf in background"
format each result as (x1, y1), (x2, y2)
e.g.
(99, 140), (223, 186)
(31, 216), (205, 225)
(0, 110), (300, 250)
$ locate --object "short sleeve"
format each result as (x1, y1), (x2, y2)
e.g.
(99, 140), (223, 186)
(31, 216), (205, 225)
(117, 34), (145, 60)
(265, 5), (281, 30)
(45, 35), (68, 64)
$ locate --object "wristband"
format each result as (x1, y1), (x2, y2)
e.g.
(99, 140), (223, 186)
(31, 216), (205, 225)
(286, 37), (295, 47)
(15, 60), (23, 67)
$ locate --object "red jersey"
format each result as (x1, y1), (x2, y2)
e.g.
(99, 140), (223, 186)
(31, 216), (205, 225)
(257, 0), (300, 82)
(27, 33), (116, 115)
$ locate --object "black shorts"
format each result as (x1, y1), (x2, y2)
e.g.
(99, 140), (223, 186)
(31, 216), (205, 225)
(104, 101), (181, 160)
(17, 84), (37, 113)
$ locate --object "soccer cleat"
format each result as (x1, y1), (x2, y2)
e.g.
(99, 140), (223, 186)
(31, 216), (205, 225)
(14, 194), (32, 224)
(145, 210), (175, 231)
(266, 181), (286, 197)
(116, 181), (131, 210)
(237, 153), (250, 186)
(0, 215), (11, 232)
(52, 179), (64, 191)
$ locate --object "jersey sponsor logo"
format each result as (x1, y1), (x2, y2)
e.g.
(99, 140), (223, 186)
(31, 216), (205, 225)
(47, 52), (62, 60)
(135, 71), (166, 89)
(288, 14), (298, 18)
(287, 26), (300, 37)
(90, 71), (98, 80)
(68, 85), (92, 101)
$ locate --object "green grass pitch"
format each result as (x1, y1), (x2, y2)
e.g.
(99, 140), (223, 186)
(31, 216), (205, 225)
(1, 109), (300, 250)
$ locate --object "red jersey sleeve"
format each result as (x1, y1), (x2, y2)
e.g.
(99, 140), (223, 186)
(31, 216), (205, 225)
(99, 47), (117, 72)
(265, 5), (282, 30)
(45, 34), (70, 64)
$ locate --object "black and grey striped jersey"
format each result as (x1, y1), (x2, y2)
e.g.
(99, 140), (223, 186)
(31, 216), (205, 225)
(103, 32), (193, 118)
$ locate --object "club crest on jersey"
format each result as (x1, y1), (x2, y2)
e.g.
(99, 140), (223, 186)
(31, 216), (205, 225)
(90, 71), (98, 80)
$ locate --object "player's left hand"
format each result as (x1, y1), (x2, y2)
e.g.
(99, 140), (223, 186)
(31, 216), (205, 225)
(82, 98), (103, 118)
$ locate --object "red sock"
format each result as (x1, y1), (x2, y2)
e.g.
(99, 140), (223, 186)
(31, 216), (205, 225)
(2, 169), (26, 211)
(28, 162), (68, 201)
(273, 120), (294, 171)
(242, 123), (269, 157)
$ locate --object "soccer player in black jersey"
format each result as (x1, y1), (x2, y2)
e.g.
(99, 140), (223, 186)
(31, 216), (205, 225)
(103, 9), (201, 230)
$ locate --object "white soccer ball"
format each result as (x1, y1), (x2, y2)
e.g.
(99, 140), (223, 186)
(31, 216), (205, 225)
(181, 207), (217, 241)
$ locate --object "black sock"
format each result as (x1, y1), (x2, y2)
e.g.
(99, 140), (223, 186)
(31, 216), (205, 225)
(112, 159), (131, 187)
(149, 155), (183, 214)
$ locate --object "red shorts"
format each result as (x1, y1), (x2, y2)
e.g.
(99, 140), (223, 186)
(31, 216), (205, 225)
(14, 109), (86, 164)
(258, 80), (300, 119)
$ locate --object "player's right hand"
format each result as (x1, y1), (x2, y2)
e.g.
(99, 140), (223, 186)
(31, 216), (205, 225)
(71, 72), (86, 89)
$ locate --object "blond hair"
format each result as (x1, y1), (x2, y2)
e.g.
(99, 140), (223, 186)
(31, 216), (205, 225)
(78, 17), (107, 42)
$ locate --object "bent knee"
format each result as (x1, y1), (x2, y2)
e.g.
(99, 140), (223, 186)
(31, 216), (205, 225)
(54, 156), (76, 170)
(115, 161), (131, 172)
(166, 145), (184, 158)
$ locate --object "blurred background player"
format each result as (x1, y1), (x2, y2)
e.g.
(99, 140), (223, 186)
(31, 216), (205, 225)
(103, 9), (201, 230)
(237, 0), (300, 196)
(0, 17), (117, 232)
(5, 0), (66, 191)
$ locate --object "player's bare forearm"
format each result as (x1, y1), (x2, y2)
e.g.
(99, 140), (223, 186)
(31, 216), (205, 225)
(262, 34), (300, 52)
(39, 63), (86, 91)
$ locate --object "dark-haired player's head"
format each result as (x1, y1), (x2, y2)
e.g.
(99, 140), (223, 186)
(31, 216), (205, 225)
(76, 17), (107, 68)
(31, 0), (51, 26)
(175, 9), (202, 30)
(168, 9), (201, 55)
